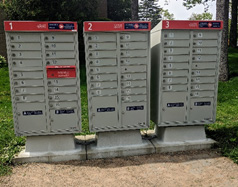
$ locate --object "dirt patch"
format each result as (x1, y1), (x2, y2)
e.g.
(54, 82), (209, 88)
(1, 150), (238, 187)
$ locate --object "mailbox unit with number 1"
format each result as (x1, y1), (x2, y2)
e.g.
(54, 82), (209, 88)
(4, 21), (81, 136)
(84, 21), (151, 133)
(151, 20), (223, 146)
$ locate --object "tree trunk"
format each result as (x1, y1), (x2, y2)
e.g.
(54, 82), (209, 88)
(216, 0), (229, 81)
(229, 0), (237, 48)
(131, 0), (138, 20)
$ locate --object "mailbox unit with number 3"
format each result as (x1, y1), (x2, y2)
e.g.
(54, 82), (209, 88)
(84, 21), (151, 132)
(151, 20), (223, 129)
(4, 21), (81, 136)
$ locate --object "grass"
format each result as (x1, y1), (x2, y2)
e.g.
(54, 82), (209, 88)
(0, 47), (238, 175)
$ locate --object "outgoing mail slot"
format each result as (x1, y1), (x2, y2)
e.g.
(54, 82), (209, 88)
(50, 108), (79, 131)
(163, 55), (189, 62)
(164, 40), (190, 47)
(120, 33), (147, 41)
(193, 31), (219, 39)
(90, 66), (117, 74)
(87, 33), (116, 42)
(15, 95), (45, 102)
(120, 50), (147, 57)
(161, 92), (187, 122)
(192, 55), (217, 62)
(162, 84), (188, 91)
(121, 73), (147, 80)
(16, 103), (47, 132)
(46, 59), (76, 66)
(122, 95), (146, 102)
(44, 34), (75, 42)
(45, 43), (75, 51)
(49, 101), (78, 109)
(11, 43), (41, 50)
(163, 62), (189, 69)
(12, 59), (42, 68)
(163, 31), (190, 39)
(120, 57), (147, 65)
(189, 98), (214, 122)
(90, 81), (117, 89)
(46, 66), (76, 78)
(122, 102), (146, 127)
(192, 62), (216, 69)
(121, 80), (147, 88)
(14, 79), (44, 87)
(48, 94), (77, 101)
(193, 40), (217, 47)
(9, 33), (41, 42)
(46, 51), (75, 59)
(90, 74), (117, 81)
(121, 65), (146, 73)
(48, 86), (77, 94)
(11, 51), (41, 59)
(88, 43), (116, 50)
(190, 91), (215, 97)
(162, 77), (188, 84)
(90, 89), (117, 96)
(192, 47), (217, 54)
(121, 87), (146, 95)
(15, 87), (44, 95)
(191, 84), (215, 91)
(120, 42), (147, 49)
(88, 51), (116, 58)
(164, 48), (190, 55)
(163, 70), (188, 77)
(48, 78), (76, 86)
(191, 70), (216, 76)
(12, 71), (43, 79)
(191, 77), (216, 83)
(89, 59), (117, 66)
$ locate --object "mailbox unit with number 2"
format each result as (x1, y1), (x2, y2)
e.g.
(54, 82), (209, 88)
(4, 21), (81, 136)
(151, 20), (223, 144)
(84, 21), (151, 132)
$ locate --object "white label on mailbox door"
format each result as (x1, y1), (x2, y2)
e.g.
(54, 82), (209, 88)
(168, 71), (173, 75)
(54, 87), (59, 92)
(126, 89), (131, 94)
(197, 48), (202, 53)
(96, 75), (100, 80)
(126, 81), (131, 86)
(125, 35), (130, 40)
(93, 35), (99, 40)
(96, 83), (101, 87)
(95, 67), (100, 72)
(197, 41), (203, 46)
(95, 52), (99, 56)
(195, 77), (200, 82)
(95, 60), (100, 64)
(168, 63), (173, 68)
(197, 56), (202, 61)
(126, 74), (131, 78)
(196, 70), (201, 75)
(167, 85), (172, 90)
(168, 78), (172, 83)
(195, 85), (200, 89)
(198, 33), (203, 38)
(94, 44), (98, 49)
(169, 41), (174, 46)
(168, 56), (173, 61)
(168, 48), (174, 53)
(20, 88), (26, 93)
(169, 33), (174, 38)
(96, 90), (101, 95)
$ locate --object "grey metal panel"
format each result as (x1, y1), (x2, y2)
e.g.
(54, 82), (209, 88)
(15, 87), (45, 95)
(13, 79), (44, 87)
(193, 31), (219, 39)
(191, 70), (216, 76)
(164, 40), (190, 47)
(88, 51), (116, 58)
(121, 87), (146, 95)
(120, 57), (147, 65)
(163, 62), (189, 69)
(121, 65), (146, 73)
(87, 33), (116, 42)
(16, 103), (47, 132)
(120, 42), (147, 49)
(11, 51), (41, 59)
(10, 43), (41, 50)
(46, 51), (75, 59)
(162, 77), (188, 84)
(192, 47), (217, 54)
(121, 95), (146, 102)
(163, 31), (190, 39)
(162, 84), (188, 91)
(163, 55), (189, 62)
(89, 59), (117, 66)
(192, 62), (216, 69)
(44, 34), (75, 42)
(193, 40), (218, 47)
(45, 43), (75, 51)
(47, 79), (77, 86)
(90, 81), (118, 89)
(164, 48), (190, 55)
(49, 101), (78, 109)
(46, 59), (76, 66)
(192, 55), (217, 62)
(120, 33), (147, 41)
(121, 73), (147, 80)
(121, 80), (146, 88)
(163, 70), (188, 77)
(88, 43), (117, 50)
(15, 95), (45, 102)
(48, 94), (77, 101)
(89, 66), (118, 74)
(191, 84), (215, 91)
(191, 76), (215, 83)
(11, 59), (42, 68)
(90, 89), (117, 96)
(120, 50), (147, 57)
(12, 71), (43, 79)
(48, 86), (77, 94)
(9, 33), (41, 42)
(90, 74), (117, 81)
(190, 91), (215, 97)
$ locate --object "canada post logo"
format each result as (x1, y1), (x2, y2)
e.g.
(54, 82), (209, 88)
(124, 23), (149, 29)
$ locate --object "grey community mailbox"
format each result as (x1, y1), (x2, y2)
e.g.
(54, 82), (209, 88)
(4, 21), (81, 136)
(151, 20), (223, 147)
(83, 21), (151, 132)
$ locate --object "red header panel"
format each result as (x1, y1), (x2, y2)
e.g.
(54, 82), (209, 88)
(46, 65), (76, 78)
(162, 20), (223, 30)
(84, 21), (151, 32)
(4, 21), (77, 32)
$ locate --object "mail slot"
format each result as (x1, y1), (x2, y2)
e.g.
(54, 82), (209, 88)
(46, 66), (76, 78)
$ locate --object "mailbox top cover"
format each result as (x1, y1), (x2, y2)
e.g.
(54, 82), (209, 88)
(161, 20), (223, 30)
(84, 21), (151, 32)
(4, 21), (77, 32)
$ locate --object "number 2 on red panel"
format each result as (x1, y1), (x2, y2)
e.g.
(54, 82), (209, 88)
(88, 23), (92, 30)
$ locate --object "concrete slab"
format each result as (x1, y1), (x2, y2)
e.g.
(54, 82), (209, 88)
(13, 135), (86, 163)
(151, 138), (216, 153)
(87, 130), (155, 159)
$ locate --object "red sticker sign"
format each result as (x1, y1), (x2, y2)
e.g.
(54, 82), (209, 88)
(46, 66), (76, 78)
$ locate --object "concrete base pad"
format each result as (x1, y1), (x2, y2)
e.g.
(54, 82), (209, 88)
(151, 138), (216, 153)
(13, 135), (86, 163)
(87, 130), (155, 159)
